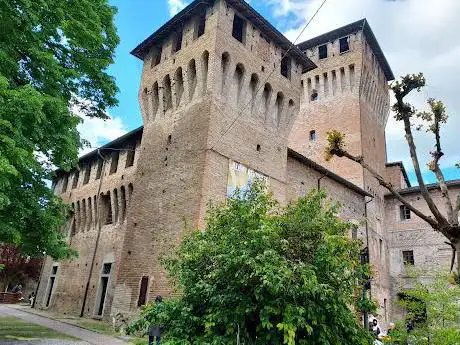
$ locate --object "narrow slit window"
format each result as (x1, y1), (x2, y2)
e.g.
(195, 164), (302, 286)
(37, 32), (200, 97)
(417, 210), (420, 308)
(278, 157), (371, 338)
(339, 37), (350, 53)
(323, 72), (329, 96)
(174, 67), (184, 107)
(309, 130), (316, 141)
(188, 60), (197, 100)
(310, 90), (318, 102)
(103, 193), (113, 225)
(163, 75), (173, 110)
(232, 14), (246, 44)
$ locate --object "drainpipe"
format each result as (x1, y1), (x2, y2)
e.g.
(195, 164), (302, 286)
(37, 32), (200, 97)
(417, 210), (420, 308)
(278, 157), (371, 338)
(317, 173), (327, 190)
(363, 195), (374, 332)
(80, 149), (107, 317)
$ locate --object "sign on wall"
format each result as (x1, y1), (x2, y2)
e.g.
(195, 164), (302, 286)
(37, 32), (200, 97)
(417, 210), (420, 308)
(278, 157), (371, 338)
(226, 160), (268, 198)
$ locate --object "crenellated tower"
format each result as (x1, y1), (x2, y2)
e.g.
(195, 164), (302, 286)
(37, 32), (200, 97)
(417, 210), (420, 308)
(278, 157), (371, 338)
(111, 0), (315, 317)
(289, 19), (395, 322)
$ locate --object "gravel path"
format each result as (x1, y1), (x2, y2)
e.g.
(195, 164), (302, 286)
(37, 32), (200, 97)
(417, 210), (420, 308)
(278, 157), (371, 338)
(0, 305), (128, 345)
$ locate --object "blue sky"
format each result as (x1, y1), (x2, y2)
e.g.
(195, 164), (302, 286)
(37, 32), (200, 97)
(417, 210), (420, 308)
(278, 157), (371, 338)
(81, 0), (460, 185)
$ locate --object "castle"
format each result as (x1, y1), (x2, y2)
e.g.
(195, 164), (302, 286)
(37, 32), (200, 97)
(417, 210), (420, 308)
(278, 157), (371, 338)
(35, 0), (458, 325)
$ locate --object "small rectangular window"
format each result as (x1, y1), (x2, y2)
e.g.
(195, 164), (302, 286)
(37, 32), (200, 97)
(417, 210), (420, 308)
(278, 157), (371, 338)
(232, 14), (246, 44)
(72, 171), (79, 189)
(125, 146), (135, 168)
(52, 265), (58, 275)
(399, 205), (411, 220)
(137, 276), (149, 307)
(173, 29), (183, 53)
(309, 130), (316, 141)
(110, 152), (119, 175)
(402, 250), (414, 265)
(339, 37), (350, 53)
(83, 165), (91, 185)
(195, 12), (206, 38)
(318, 44), (328, 59)
(280, 55), (291, 79)
(95, 159), (103, 180)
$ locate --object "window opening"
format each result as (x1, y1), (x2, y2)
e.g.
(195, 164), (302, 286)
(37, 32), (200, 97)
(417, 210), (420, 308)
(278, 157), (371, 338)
(46, 265), (59, 307)
(137, 276), (149, 307)
(402, 250), (414, 265)
(310, 90), (318, 101)
(172, 29), (183, 53)
(96, 263), (112, 316)
(400, 205), (411, 220)
(280, 55), (291, 79)
(62, 175), (69, 193)
(339, 37), (350, 53)
(95, 159), (103, 180)
(109, 151), (119, 174)
(309, 130), (316, 141)
(125, 146), (135, 168)
(318, 44), (328, 59)
(232, 14), (246, 43)
(72, 171), (79, 189)
(83, 165), (91, 185)
(195, 12), (206, 38)
(151, 46), (162, 68)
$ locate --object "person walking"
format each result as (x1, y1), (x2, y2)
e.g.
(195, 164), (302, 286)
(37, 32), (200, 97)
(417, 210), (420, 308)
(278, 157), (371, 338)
(148, 296), (163, 345)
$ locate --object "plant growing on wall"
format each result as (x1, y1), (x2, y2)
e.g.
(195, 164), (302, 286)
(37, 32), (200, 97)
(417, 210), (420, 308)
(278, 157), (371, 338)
(0, 0), (119, 259)
(127, 183), (373, 345)
(325, 73), (460, 280)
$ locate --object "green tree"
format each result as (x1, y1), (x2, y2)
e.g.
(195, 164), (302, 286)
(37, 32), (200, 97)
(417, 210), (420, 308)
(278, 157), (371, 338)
(127, 184), (372, 345)
(385, 272), (460, 345)
(0, 0), (119, 259)
(325, 74), (460, 279)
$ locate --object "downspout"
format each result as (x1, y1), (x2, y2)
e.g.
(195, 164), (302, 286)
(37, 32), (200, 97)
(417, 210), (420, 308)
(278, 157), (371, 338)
(80, 149), (107, 317)
(363, 195), (374, 333)
(317, 173), (327, 190)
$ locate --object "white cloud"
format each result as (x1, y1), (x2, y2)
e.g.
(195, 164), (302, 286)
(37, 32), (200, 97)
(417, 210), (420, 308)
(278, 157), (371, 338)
(168, 0), (188, 17)
(77, 115), (128, 157)
(260, 0), (460, 176)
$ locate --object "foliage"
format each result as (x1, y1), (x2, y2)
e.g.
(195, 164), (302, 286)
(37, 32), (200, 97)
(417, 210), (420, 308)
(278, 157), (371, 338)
(324, 130), (346, 162)
(0, 0), (119, 258)
(385, 273), (460, 345)
(0, 244), (42, 292)
(128, 183), (372, 345)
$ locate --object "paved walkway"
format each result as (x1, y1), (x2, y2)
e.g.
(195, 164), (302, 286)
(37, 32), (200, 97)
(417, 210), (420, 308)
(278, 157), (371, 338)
(0, 305), (128, 345)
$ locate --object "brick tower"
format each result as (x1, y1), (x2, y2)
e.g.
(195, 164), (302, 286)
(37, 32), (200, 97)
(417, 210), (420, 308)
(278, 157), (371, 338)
(289, 20), (395, 322)
(111, 0), (315, 318)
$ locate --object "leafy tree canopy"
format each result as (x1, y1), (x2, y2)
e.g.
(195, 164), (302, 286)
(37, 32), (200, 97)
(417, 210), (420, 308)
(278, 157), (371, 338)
(128, 184), (371, 345)
(385, 272), (460, 345)
(0, 0), (119, 259)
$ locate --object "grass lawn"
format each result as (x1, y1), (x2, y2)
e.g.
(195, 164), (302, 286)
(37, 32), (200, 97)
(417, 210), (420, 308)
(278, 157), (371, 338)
(72, 319), (145, 345)
(0, 316), (77, 341)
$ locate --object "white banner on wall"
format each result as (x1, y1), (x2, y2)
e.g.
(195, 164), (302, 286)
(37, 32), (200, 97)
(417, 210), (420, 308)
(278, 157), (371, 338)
(226, 160), (268, 197)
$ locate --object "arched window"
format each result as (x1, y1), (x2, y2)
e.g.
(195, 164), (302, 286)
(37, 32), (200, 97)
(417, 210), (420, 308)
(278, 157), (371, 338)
(234, 63), (245, 105)
(163, 75), (173, 111)
(221, 52), (230, 93)
(249, 74), (259, 113)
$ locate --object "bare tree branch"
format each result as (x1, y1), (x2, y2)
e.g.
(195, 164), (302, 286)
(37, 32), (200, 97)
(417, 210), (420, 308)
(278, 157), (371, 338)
(331, 148), (439, 229)
(426, 99), (454, 223)
(392, 76), (447, 227)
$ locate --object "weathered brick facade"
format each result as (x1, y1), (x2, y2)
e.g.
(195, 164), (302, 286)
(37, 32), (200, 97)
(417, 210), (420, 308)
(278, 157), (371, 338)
(35, 0), (453, 327)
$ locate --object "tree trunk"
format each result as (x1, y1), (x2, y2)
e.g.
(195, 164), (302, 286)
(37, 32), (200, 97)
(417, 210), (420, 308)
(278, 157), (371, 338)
(456, 242), (460, 281)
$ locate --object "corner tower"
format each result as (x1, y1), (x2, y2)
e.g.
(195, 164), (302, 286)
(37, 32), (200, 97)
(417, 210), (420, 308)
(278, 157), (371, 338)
(289, 20), (395, 322)
(111, 0), (315, 318)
